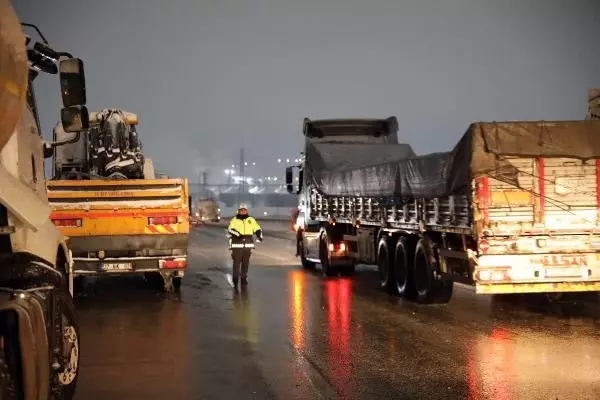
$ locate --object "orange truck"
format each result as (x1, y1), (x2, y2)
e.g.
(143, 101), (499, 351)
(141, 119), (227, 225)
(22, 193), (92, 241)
(47, 109), (190, 292)
(47, 178), (190, 292)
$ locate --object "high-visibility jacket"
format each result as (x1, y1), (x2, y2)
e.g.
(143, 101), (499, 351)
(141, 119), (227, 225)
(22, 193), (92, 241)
(228, 215), (262, 248)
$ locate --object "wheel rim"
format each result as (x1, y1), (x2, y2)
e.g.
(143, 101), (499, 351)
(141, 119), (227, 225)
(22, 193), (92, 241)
(58, 324), (79, 385)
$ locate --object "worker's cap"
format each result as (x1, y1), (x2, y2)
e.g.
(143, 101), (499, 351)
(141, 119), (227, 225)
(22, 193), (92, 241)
(238, 203), (249, 211)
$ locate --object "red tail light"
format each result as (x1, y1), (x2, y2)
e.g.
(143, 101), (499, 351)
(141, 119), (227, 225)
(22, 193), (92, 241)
(148, 216), (177, 225)
(327, 243), (347, 253)
(478, 239), (490, 254)
(159, 258), (187, 269)
(52, 219), (82, 228)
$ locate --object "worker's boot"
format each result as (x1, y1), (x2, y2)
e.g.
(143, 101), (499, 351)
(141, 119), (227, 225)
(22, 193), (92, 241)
(241, 277), (248, 286)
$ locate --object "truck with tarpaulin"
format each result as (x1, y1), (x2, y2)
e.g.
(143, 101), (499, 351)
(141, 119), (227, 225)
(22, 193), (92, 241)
(286, 116), (600, 303)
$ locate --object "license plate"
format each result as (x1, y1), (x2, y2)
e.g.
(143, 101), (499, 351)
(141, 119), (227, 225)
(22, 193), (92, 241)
(544, 267), (583, 278)
(102, 262), (133, 271)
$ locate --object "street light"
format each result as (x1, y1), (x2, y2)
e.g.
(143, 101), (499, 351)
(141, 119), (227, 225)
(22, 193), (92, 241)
(277, 158), (282, 163)
(286, 158), (290, 163)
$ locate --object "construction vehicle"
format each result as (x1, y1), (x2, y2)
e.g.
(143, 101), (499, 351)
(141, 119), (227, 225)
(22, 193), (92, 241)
(0, 6), (87, 398)
(588, 89), (600, 121)
(287, 116), (600, 304)
(47, 108), (190, 293)
(192, 198), (221, 225)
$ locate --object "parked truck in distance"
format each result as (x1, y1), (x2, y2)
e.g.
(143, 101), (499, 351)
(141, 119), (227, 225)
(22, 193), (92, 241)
(192, 198), (221, 225)
(287, 116), (600, 304)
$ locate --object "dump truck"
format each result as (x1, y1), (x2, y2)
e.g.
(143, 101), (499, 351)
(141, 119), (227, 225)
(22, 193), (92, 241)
(286, 116), (600, 304)
(0, 9), (86, 398)
(192, 198), (221, 225)
(47, 109), (190, 292)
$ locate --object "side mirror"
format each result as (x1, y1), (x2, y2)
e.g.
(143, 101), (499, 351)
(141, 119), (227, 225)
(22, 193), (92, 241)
(285, 166), (302, 195)
(285, 167), (293, 186)
(61, 105), (89, 133)
(59, 58), (86, 107)
(43, 143), (53, 159)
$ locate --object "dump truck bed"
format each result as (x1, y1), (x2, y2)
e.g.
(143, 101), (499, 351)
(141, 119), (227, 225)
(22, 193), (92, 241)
(47, 178), (190, 276)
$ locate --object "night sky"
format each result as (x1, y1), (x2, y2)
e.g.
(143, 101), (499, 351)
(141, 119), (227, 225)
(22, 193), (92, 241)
(15, 0), (600, 182)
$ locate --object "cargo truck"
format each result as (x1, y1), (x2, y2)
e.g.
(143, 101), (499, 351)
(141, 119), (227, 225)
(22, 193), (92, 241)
(47, 109), (190, 293)
(0, 11), (86, 398)
(192, 198), (221, 225)
(286, 117), (600, 303)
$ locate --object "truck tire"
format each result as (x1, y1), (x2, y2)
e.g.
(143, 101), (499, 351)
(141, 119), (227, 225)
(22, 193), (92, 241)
(392, 237), (409, 297)
(299, 238), (315, 269)
(0, 352), (18, 399)
(319, 236), (335, 277)
(173, 276), (182, 292)
(144, 272), (163, 290)
(413, 238), (453, 304)
(377, 237), (393, 291)
(50, 289), (80, 399)
(0, 311), (21, 399)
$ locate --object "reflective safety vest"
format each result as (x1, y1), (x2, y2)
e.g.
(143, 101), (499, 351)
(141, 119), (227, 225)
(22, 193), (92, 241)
(228, 216), (261, 248)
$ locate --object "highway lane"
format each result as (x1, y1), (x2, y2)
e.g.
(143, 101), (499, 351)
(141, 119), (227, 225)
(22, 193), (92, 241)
(73, 223), (600, 399)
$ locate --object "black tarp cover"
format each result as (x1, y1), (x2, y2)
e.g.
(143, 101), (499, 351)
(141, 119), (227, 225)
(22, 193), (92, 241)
(310, 120), (600, 198)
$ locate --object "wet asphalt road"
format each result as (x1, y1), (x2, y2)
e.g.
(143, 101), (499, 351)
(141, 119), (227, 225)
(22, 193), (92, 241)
(74, 223), (600, 400)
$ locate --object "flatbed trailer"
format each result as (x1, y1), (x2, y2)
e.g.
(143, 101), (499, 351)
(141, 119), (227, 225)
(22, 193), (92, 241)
(288, 118), (600, 303)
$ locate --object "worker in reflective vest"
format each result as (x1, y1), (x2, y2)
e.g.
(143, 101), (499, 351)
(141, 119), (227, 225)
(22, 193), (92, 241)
(227, 203), (263, 287)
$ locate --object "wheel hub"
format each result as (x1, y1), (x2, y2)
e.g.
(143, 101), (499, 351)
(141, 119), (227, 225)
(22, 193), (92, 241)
(58, 325), (79, 385)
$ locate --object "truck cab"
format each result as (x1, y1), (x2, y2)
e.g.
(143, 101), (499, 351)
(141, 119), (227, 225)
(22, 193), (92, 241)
(286, 117), (409, 275)
(0, 12), (89, 398)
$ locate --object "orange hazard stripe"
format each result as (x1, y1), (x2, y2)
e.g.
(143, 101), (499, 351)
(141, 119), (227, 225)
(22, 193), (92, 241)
(145, 224), (178, 234)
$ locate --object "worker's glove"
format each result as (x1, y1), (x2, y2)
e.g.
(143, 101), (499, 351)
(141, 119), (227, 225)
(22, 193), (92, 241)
(255, 229), (263, 242)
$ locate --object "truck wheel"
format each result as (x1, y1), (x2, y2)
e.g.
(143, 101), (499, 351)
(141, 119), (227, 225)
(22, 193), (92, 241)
(319, 237), (335, 277)
(377, 237), (393, 291)
(173, 276), (182, 292)
(435, 280), (454, 304)
(144, 272), (163, 289)
(0, 311), (22, 399)
(0, 352), (19, 399)
(299, 240), (315, 269)
(413, 239), (453, 304)
(392, 237), (409, 297)
(50, 289), (80, 399)
(73, 276), (85, 295)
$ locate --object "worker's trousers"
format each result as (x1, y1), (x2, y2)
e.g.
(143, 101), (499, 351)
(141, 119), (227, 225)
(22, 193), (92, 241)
(231, 248), (252, 282)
